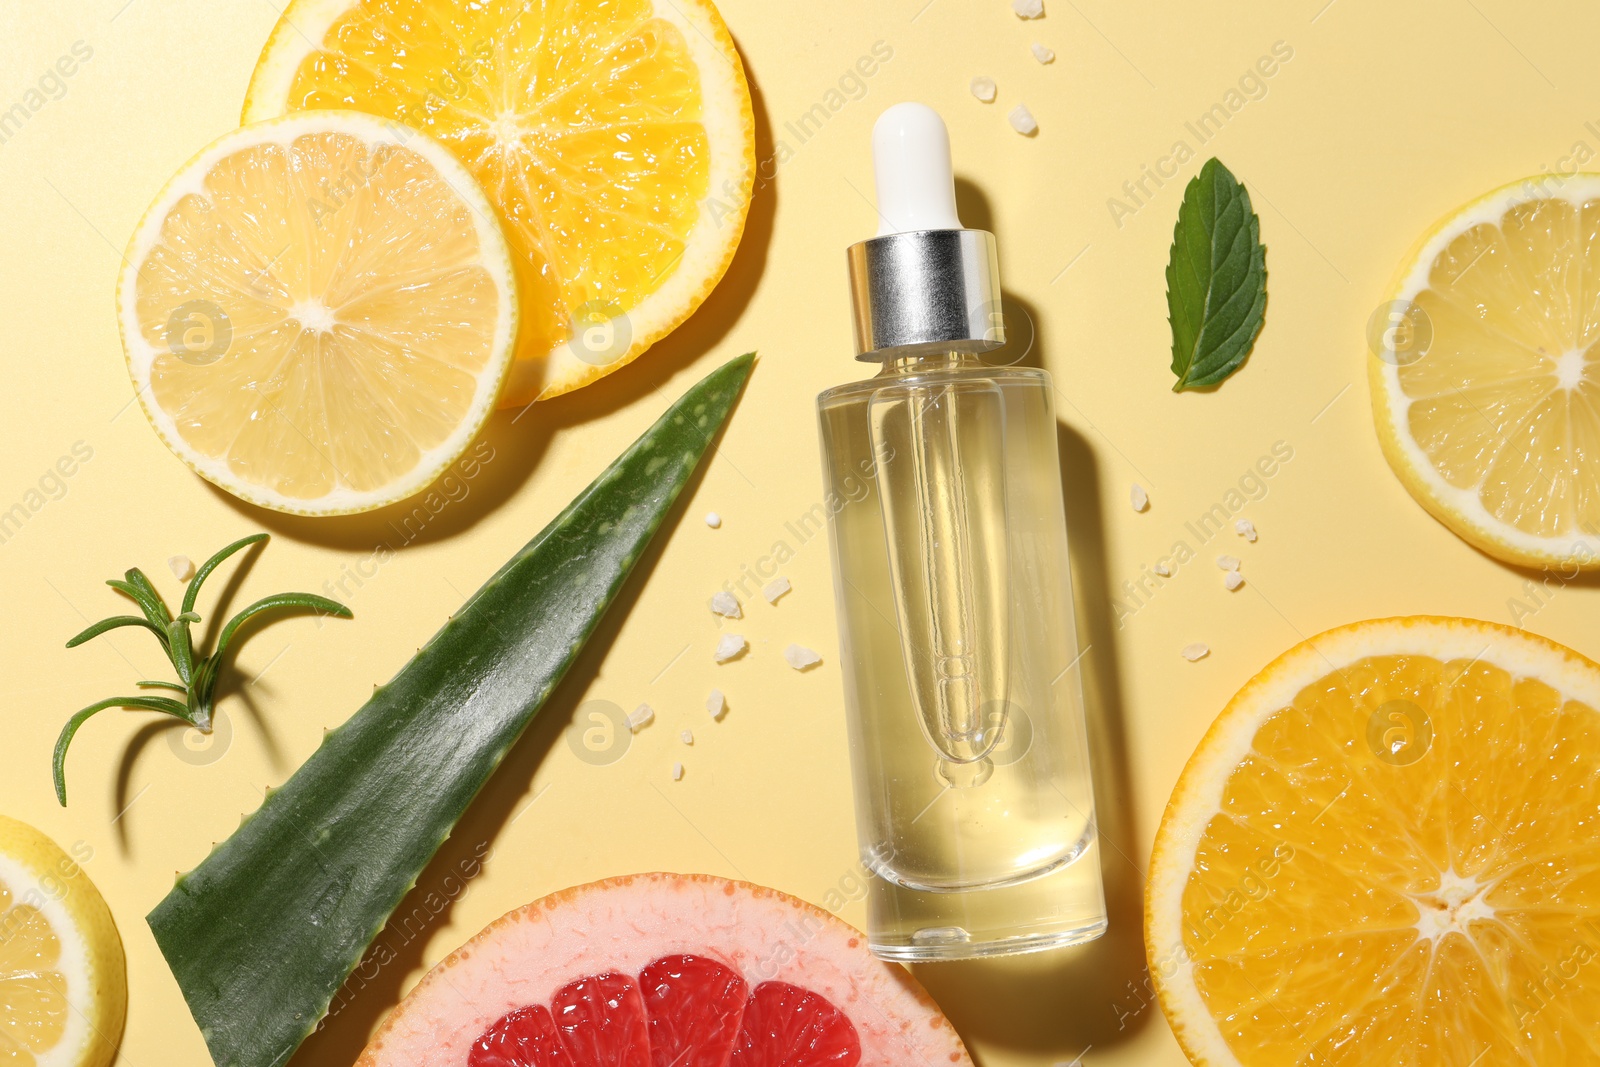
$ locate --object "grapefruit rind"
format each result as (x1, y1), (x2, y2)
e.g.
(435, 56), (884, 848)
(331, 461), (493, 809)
(358, 872), (972, 1065)
(1145, 616), (1600, 1067)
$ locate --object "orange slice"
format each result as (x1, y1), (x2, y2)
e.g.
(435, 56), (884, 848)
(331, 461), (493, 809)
(243, 0), (756, 407)
(1149, 617), (1600, 1065)
(117, 112), (517, 515)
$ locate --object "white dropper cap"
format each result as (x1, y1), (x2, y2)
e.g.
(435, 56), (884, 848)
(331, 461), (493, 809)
(872, 102), (963, 236)
(846, 103), (1003, 359)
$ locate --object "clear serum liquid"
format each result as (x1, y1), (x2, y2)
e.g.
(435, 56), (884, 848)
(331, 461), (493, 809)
(819, 358), (1105, 959)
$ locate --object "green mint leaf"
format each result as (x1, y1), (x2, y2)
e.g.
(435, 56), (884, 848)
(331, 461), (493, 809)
(1166, 157), (1267, 391)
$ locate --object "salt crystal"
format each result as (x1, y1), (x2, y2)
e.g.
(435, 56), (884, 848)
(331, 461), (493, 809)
(762, 577), (792, 604)
(1216, 555), (1241, 572)
(970, 76), (997, 103)
(1031, 43), (1055, 63)
(715, 634), (747, 663)
(1008, 104), (1038, 135)
(710, 591), (742, 618)
(1224, 571), (1245, 591)
(1235, 519), (1258, 542)
(672, 762), (684, 781)
(1182, 643), (1210, 662)
(1012, 0), (1044, 18)
(681, 729), (694, 745)
(784, 644), (822, 670)
(626, 703), (655, 731)
(1153, 562), (1171, 578)
(168, 555), (195, 582)
(1130, 484), (1149, 512)
(706, 688), (727, 720)
(705, 511), (722, 528)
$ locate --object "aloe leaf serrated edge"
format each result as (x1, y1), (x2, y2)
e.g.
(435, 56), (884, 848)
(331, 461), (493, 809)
(147, 352), (756, 1067)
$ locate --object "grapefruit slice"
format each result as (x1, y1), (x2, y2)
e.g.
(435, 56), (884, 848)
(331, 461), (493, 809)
(358, 873), (972, 1066)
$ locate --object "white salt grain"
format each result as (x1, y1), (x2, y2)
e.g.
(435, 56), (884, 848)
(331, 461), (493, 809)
(1153, 562), (1171, 578)
(1008, 104), (1039, 135)
(168, 555), (195, 582)
(1012, 0), (1044, 18)
(672, 762), (684, 781)
(1130, 484), (1149, 512)
(784, 644), (822, 671)
(762, 577), (792, 604)
(710, 591), (742, 618)
(706, 688), (727, 720)
(1031, 43), (1055, 63)
(1224, 571), (1245, 591)
(1182, 643), (1210, 662)
(1216, 555), (1241, 572)
(705, 511), (722, 528)
(681, 729), (694, 745)
(970, 76), (997, 103)
(715, 634), (747, 663)
(1235, 519), (1258, 542)
(626, 703), (655, 731)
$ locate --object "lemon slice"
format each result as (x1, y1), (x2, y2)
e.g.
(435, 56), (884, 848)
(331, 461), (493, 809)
(0, 815), (125, 1067)
(1148, 617), (1600, 1066)
(242, 0), (755, 407)
(1370, 177), (1600, 569)
(118, 111), (517, 515)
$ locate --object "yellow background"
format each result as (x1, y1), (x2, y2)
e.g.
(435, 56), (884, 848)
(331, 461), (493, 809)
(3, 0), (1599, 1064)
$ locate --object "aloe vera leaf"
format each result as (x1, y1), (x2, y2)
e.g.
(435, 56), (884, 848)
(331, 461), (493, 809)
(146, 353), (755, 1067)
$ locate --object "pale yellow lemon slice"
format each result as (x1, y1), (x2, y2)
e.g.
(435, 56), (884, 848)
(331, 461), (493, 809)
(1148, 617), (1600, 1066)
(0, 815), (125, 1067)
(243, 0), (756, 407)
(118, 111), (517, 515)
(1371, 177), (1600, 568)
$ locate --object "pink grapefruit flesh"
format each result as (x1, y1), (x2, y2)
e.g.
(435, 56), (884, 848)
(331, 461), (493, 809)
(358, 873), (972, 1067)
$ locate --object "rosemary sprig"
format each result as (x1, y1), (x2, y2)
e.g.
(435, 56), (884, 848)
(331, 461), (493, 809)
(54, 533), (351, 805)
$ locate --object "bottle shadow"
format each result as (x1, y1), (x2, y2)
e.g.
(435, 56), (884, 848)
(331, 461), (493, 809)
(908, 299), (1155, 1060)
(206, 54), (777, 556)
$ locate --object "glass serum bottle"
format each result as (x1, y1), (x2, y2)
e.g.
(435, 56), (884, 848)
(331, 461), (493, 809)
(816, 103), (1107, 960)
